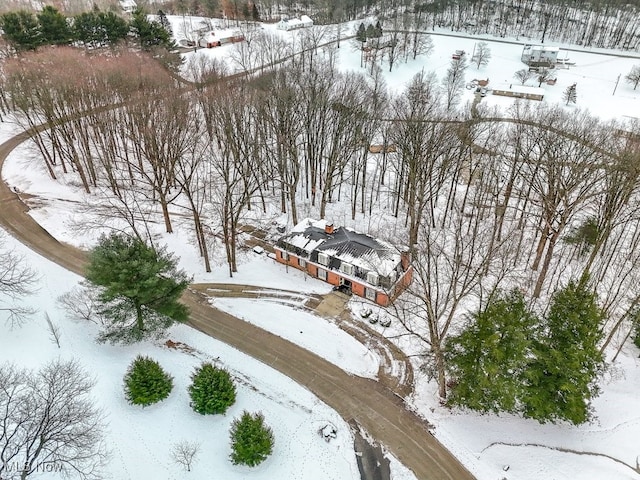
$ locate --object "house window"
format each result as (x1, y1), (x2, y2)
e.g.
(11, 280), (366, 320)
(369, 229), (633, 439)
(317, 252), (329, 266)
(282, 251), (290, 261)
(318, 268), (327, 280)
(340, 263), (353, 276)
(299, 258), (306, 268)
(365, 288), (376, 301)
(366, 271), (379, 286)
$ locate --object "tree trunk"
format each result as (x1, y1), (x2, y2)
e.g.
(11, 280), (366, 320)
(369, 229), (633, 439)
(533, 229), (559, 298)
(136, 303), (144, 333)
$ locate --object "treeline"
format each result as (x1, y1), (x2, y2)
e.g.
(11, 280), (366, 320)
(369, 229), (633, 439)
(409, 0), (640, 50)
(152, 0), (640, 49)
(0, 6), (173, 51)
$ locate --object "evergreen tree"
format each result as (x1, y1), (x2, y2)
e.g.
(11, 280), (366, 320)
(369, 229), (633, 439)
(563, 82), (577, 105)
(447, 290), (537, 414)
(365, 23), (376, 39)
(241, 3), (251, 20)
(375, 20), (383, 37)
(37, 6), (72, 45)
(0, 10), (41, 50)
(74, 10), (128, 48)
(124, 355), (174, 406)
(130, 7), (173, 49)
(73, 11), (101, 47)
(523, 279), (605, 425)
(356, 22), (366, 43)
(157, 9), (172, 35)
(85, 232), (190, 344)
(100, 11), (129, 45)
(189, 363), (236, 415)
(229, 411), (274, 467)
(251, 3), (260, 21)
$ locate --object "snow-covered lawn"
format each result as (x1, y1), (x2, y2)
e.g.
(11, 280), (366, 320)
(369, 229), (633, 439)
(211, 298), (379, 378)
(0, 229), (363, 480)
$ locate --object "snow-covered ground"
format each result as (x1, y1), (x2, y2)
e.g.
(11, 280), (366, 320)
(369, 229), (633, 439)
(0, 229), (363, 480)
(179, 16), (640, 121)
(212, 298), (379, 378)
(2, 17), (640, 480)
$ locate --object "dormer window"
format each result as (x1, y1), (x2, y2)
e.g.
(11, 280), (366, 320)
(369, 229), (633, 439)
(367, 271), (379, 286)
(340, 263), (353, 275)
(317, 252), (329, 266)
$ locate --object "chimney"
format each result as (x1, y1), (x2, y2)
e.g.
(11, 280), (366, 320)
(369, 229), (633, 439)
(324, 222), (334, 235)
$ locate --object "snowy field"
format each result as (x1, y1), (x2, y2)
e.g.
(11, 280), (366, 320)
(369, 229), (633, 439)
(2, 16), (640, 480)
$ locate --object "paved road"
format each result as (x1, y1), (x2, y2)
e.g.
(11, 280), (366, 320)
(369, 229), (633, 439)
(0, 128), (476, 480)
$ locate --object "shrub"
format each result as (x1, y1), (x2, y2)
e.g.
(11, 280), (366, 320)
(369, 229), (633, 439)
(124, 355), (173, 406)
(229, 411), (274, 467)
(189, 363), (236, 415)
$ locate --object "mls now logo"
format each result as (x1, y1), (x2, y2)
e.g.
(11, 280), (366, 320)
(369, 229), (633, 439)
(2, 461), (64, 474)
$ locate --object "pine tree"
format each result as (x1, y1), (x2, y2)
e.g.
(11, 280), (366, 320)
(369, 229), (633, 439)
(251, 3), (260, 21)
(365, 24), (376, 39)
(99, 11), (129, 46)
(189, 363), (236, 415)
(356, 23), (366, 43)
(37, 6), (72, 45)
(523, 279), (605, 425)
(130, 7), (173, 49)
(157, 10), (172, 36)
(73, 11), (100, 47)
(85, 233), (190, 344)
(229, 411), (274, 467)
(0, 10), (41, 50)
(447, 290), (537, 413)
(124, 355), (174, 406)
(563, 83), (577, 105)
(375, 20), (383, 37)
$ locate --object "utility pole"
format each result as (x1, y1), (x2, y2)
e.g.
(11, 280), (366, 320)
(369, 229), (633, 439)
(613, 73), (621, 95)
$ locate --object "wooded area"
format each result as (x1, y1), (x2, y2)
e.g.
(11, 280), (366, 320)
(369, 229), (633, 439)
(1, 0), (640, 420)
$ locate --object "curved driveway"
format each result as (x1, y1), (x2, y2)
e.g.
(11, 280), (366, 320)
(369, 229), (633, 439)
(0, 128), (476, 480)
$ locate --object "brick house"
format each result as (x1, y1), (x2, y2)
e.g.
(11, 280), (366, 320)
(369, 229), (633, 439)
(274, 219), (412, 306)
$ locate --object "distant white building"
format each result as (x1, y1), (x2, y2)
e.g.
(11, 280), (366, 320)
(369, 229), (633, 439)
(521, 45), (560, 67)
(120, 0), (137, 13)
(277, 15), (313, 31)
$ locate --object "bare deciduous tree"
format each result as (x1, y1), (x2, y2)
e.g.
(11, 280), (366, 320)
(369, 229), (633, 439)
(0, 359), (108, 480)
(0, 232), (38, 327)
(57, 284), (108, 326)
(441, 56), (468, 111)
(513, 68), (534, 85)
(171, 440), (200, 472)
(625, 65), (640, 90)
(537, 67), (552, 87)
(472, 41), (491, 69)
